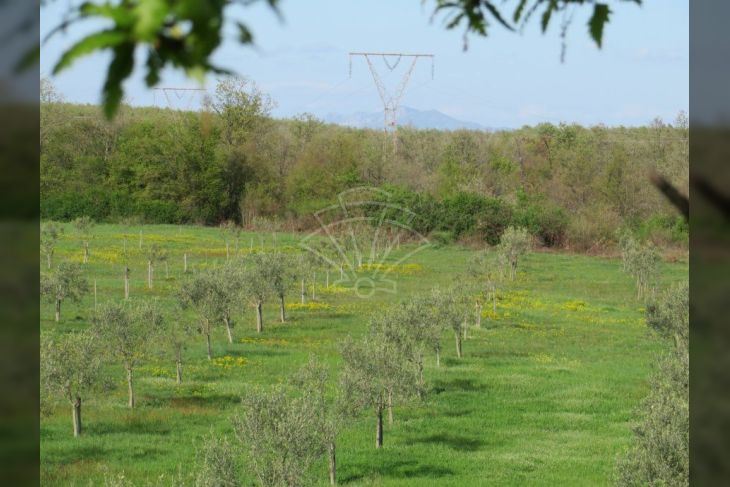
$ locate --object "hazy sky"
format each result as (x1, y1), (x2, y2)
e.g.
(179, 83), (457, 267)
(40, 1), (688, 128)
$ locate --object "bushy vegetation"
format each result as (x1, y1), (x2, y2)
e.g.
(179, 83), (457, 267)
(615, 282), (689, 486)
(40, 80), (688, 249)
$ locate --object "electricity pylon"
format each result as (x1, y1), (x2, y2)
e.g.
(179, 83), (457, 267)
(349, 52), (434, 147)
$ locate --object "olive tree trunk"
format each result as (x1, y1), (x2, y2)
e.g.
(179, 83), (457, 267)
(436, 348), (440, 367)
(455, 331), (463, 359)
(224, 316), (233, 343)
(301, 279), (305, 304)
(375, 405), (384, 449)
(55, 299), (61, 322)
(176, 348), (183, 384)
(475, 301), (482, 328)
(279, 295), (286, 323)
(47, 253), (52, 269)
(328, 442), (337, 485)
(256, 301), (263, 333)
(127, 366), (135, 408)
(183, 253), (188, 273)
(83, 242), (89, 263)
(205, 322), (212, 360)
(147, 260), (153, 289)
(387, 389), (394, 426)
(72, 395), (82, 437)
(124, 266), (130, 299)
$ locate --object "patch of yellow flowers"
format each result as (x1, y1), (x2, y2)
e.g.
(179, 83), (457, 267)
(212, 356), (247, 368)
(359, 263), (424, 274)
(286, 302), (333, 311)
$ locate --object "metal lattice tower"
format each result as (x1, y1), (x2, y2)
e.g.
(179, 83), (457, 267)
(349, 52), (434, 144)
(152, 87), (207, 113)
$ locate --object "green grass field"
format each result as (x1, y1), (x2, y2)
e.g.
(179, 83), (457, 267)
(40, 224), (688, 486)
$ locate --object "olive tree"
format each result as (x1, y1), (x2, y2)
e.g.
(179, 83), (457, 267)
(41, 221), (63, 269)
(430, 285), (471, 360)
(496, 226), (532, 281)
(267, 253), (297, 323)
(146, 244), (166, 289)
(467, 250), (501, 326)
(243, 253), (275, 333)
(93, 300), (164, 408)
(368, 300), (430, 422)
(168, 310), (196, 385)
(232, 384), (325, 487)
(339, 330), (419, 449)
(41, 262), (88, 322)
(41, 330), (101, 437)
(195, 432), (241, 487)
(216, 262), (245, 343)
(622, 238), (661, 301)
(179, 271), (226, 360)
(290, 356), (345, 486)
(219, 220), (237, 260)
(72, 216), (95, 264)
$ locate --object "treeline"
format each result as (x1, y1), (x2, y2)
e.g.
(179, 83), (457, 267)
(40, 79), (688, 249)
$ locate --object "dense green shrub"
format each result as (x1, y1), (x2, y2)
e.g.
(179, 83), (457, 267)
(513, 191), (568, 247)
(615, 282), (688, 487)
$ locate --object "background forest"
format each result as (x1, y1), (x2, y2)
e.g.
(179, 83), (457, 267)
(40, 79), (688, 251)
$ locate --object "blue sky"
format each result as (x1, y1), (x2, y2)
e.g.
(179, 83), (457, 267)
(40, 1), (688, 128)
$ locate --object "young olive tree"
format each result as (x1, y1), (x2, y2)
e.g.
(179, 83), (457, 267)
(339, 330), (419, 449)
(195, 432), (241, 487)
(72, 216), (95, 264)
(467, 250), (501, 326)
(94, 300), (164, 408)
(430, 285), (471, 360)
(623, 240), (661, 301)
(368, 300), (430, 422)
(179, 271), (226, 360)
(290, 356), (345, 486)
(167, 309), (196, 385)
(146, 244), (165, 289)
(268, 254), (297, 323)
(41, 330), (101, 437)
(232, 384), (325, 487)
(497, 226), (532, 281)
(41, 221), (63, 269)
(216, 262), (245, 343)
(41, 262), (88, 322)
(220, 220), (237, 260)
(243, 253), (275, 333)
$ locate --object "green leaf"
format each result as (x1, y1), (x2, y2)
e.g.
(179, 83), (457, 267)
(52, 30), (127, 74)
(14, 43), (39, 72)
(102, 43), (135, 119)
(588, 3), (611, 48)
(483, 1), (514, 32)
(541, 0), (558, 33)
(133, 0), (168, 41)
(237, 22), (254, 44)
(513, 0), (529, 23)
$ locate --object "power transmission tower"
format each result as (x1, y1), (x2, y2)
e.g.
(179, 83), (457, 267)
(349, 52), (434, 147)
(152, 86), (211, 133)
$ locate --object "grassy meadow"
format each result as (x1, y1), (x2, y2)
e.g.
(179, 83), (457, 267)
(40, 224), (687, 486)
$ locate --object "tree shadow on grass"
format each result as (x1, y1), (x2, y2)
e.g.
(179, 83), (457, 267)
(405, 432), (484, 452)
(88, 418), (171, 436)
(430, 378), (486, 394)
(342, 459), (454, 483)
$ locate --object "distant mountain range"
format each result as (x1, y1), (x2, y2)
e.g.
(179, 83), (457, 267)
(324, 106), (491, 131)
